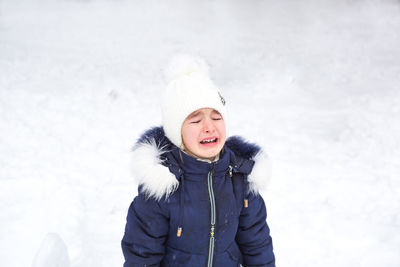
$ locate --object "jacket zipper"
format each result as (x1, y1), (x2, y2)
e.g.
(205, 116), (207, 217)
(206, 170), (216, 267)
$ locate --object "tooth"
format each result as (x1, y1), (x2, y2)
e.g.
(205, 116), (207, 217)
(201, 138), (217, 144)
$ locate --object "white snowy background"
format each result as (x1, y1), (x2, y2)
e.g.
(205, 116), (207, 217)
(1, 0), (399, 266)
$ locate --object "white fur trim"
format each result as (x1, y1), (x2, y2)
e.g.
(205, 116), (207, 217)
(248, 151), (271, 195)
(131, 138), (179, 200)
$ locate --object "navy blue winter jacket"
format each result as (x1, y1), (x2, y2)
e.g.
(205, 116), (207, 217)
(122, 127), (275, 267)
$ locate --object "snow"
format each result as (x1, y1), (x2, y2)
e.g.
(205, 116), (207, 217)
(32, 233), (70, 267)
(1, 0), (399, 266)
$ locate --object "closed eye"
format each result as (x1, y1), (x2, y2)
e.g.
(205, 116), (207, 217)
(191, 120), (201, 124)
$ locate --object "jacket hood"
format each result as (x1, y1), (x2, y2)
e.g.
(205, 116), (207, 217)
(131, 126), (271, 200)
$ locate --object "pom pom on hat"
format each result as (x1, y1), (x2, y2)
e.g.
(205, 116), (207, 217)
(164, 54), (210, 83)
(162, 55), (227, 149)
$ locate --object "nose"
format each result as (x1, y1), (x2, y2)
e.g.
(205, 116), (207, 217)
(203, 118), (215, 133)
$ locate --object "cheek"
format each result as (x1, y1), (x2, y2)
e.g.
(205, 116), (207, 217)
(182, 126), (199, 146)
(217, 122), (226, 138)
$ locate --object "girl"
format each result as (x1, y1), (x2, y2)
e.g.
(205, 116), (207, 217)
(121, 55), (275, 267)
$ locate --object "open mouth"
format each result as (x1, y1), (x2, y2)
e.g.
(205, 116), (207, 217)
(200, 137), (218, 144)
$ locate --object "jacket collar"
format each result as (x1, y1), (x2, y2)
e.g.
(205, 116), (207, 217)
(166, 146), (231, 176)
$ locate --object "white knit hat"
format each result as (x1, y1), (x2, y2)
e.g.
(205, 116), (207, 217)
(162, 55), (227, 148)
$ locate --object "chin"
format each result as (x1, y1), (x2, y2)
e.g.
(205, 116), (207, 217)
(198, 149), (220, 159)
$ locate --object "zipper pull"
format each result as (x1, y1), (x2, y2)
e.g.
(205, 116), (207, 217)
(244, 198), (248, 208)
(177, 227), (182, 237)
(228, 165), (233, 177)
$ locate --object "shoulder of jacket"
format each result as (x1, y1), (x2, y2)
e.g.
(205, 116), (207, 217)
(226, 136), (271, 195)
(131, 126), (179, 201)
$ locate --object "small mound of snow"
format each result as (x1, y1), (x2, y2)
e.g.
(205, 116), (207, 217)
(32, 233), (70, 267)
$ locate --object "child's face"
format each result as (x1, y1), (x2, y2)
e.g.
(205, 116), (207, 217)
(181, 108), (226, 161)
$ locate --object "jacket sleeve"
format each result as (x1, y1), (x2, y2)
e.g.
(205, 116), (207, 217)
(236, 192), (275, 267)
(121, 192), (169, 267)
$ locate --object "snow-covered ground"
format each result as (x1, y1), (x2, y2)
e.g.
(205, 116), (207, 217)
(1, 0), (400, 266)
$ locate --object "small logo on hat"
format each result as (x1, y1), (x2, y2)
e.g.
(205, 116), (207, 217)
(218, 92), (226, 106)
